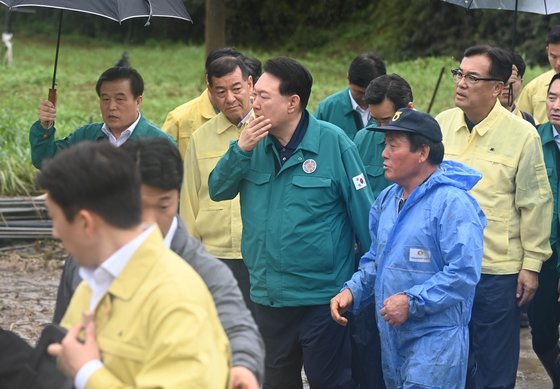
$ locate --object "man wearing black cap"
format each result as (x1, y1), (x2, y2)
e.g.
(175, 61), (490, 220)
(331, 109), (486, 388)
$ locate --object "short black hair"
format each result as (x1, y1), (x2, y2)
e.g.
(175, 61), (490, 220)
(207, 56), (249, 86)
(365, 73), (413, 109)
(509, 52), (526, 78)
(95, 66), (144, 98)
(263, 56), (313, 110)
(205, 47), (243, 74)
(348, 52), (387, 88)
(407, 133), (444, 165)
(121, 138), (183, 192)
(547, 26), (560, 45)
(546, 72), (560, 94)
(463, 45), (512, 83)
(243, 56), (262, 83)
(36, 141), (141, 228)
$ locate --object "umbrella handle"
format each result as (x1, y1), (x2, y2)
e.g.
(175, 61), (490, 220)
(48, 88), (57, 106)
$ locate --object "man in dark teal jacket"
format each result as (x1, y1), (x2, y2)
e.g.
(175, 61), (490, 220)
(530, 72), (560, 387)
(209, 57), (373, 389)
(315, 52), (386, 140)
(29, 66), (175, 168)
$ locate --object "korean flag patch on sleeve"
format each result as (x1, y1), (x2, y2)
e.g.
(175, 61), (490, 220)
(352, 173), (367, 190)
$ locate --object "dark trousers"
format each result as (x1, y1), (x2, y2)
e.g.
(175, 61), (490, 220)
(528, 254), (560, 355)
(254, 303), (355, 389)
(348, 301), (384, 389)
(466, 274), (520, 389)
(219, 258), (255, 316)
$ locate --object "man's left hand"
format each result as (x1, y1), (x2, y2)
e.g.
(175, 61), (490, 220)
(231, 366), (259, 389)
(47, 321), (101, 378)
(380, 294), (409, 327)
(517, 269), (539, 306)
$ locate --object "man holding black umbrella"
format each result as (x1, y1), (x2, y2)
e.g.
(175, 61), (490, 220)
(29, 66), (175, 169)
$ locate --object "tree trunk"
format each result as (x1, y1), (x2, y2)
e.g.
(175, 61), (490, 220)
(205, 0), (225, 56)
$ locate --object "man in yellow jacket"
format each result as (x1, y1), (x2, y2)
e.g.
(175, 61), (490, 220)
(436, 45), (552, 389)
(181, 55), (255, 310)
(42, 141), (230, 388)
(162, 48), (243, 158)
(517, 26), (560, 124)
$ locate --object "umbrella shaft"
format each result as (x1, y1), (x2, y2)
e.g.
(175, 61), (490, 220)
(52, 10), (63, 90)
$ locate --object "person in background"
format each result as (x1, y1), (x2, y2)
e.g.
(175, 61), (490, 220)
(355, 73), (413, 199)
(181, 56), (255, 312)
(315, 52), (386, 140)
(30, 66), (174, 169)
(499, 52), (536, 126)
(518, 26), (560, 124)
(529, 72), (560, 388)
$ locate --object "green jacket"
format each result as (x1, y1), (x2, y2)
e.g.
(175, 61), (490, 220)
(537, 122), (560, 271)
(209, 112), (374, 307)
(29, 115), (175, 168)
(315, 88), (365, 140)
(353, 127), (392, 200)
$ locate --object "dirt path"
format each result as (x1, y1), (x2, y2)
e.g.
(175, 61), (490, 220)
(0, 239), (64, 344)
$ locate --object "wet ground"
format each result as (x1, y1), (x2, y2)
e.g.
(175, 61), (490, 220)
(0, 239), (554, 387)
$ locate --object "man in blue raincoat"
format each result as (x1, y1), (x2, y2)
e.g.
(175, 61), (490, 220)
(331, 108), (486, 388)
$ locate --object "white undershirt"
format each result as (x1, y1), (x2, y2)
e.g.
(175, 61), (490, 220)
(75, 223), (164, 389)
(100, 113), (141, 147)
(348, 89), (370, 127)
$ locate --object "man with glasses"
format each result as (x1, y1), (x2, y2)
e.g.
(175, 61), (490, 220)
(436, 45), (553, 389)
(518, 26), (560, 124)
(355, 73), (414, 199)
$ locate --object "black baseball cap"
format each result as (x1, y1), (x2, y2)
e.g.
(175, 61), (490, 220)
(372, 108), (442, 142)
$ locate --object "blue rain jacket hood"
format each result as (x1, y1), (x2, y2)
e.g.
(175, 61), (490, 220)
(344, 160), (486, 388)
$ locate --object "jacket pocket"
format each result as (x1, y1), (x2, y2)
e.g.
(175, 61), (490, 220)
(245, 170), (272, 186)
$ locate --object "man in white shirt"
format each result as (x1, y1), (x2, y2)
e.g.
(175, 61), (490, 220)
(40, 141), (230, 388)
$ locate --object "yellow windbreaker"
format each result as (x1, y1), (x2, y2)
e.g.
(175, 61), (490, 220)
(436, 100), (552, 274)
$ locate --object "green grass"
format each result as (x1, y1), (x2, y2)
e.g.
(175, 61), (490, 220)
(0, 39), (550, 195)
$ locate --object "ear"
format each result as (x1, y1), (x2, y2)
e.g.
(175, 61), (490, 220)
(76, 209), (98, 239)
(135, 95), (143, 109)
(418, 144), (430, 163)
(407, 102), (414, 109)
(287, 94), (301, 114)
(491, 82), (504, 99)
(247, 75), (254, 93)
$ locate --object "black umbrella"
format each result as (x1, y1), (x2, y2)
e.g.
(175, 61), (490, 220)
(440, 0), (560, 50)
(0, 0), (192, 103)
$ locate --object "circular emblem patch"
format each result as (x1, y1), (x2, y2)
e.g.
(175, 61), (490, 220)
(302, 159), (317, 174)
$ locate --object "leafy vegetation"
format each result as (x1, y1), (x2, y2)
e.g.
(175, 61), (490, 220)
(0, 39), (549, 195)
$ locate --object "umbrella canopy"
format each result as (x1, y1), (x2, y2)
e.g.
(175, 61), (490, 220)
(0, 0), (191, 103)
(441, 0), (560, 14)
(440, 0), (560, 50)
(0, 0), (191, 23)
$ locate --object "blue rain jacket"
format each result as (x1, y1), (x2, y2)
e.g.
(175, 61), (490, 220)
(344, 160), (486, 388)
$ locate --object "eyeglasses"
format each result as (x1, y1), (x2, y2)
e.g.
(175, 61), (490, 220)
(451, 69), (503, 86)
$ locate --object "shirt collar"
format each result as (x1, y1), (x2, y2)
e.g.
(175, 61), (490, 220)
(101, 112), (141, 147)
(270, 110), (309, 151)
(79, 224), (156, 311)
(237, 109), (253, 129)
(163, 216), (178, 249)
(456, 99), (503, 137)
